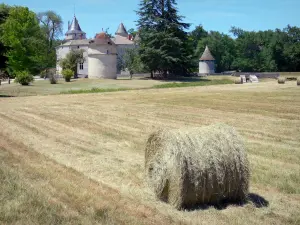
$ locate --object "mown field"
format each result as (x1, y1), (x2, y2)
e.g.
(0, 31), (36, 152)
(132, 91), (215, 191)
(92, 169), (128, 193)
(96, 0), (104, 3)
(0, 76), (234, 97)
(1, 81), (300, 225)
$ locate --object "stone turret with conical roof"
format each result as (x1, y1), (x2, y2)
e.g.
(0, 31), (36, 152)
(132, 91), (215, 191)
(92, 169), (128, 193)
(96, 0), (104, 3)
(65, 15), (86, 40)
(115, 23), (128, 37)
(199, 45), (215, 75)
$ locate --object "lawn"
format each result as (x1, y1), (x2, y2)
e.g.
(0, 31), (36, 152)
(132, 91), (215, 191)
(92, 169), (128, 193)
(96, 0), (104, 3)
(0, 75), (234, 97)
(0, 81), (300, 224)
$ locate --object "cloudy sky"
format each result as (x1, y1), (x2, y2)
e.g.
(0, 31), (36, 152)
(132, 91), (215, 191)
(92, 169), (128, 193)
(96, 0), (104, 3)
(4, 0), (300, 38)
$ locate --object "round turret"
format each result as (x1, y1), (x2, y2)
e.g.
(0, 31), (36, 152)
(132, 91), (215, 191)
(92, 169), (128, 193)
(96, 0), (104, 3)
(88, 32), (117, 79)
(199, 46), (215, 75)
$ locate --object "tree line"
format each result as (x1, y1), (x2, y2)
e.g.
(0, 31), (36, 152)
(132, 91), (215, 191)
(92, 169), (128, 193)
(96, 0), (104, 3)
(124, 0), (300, 77)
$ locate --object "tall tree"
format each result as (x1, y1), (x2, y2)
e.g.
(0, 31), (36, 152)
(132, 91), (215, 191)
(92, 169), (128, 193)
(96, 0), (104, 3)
(1, 6), (44, 75)
(136, 0), (191, 78)
(0, 4), (10, 72)
(189, 25), (208, 49)
(196, 31), (236, 73)
(37, 11), (63, 71)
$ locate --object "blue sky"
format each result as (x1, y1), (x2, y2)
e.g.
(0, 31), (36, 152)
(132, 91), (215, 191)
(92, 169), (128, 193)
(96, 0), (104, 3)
(4, 0), (300, 38)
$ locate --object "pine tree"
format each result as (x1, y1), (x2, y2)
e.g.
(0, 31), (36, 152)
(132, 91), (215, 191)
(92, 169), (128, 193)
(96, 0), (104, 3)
(136, 0), (191, 78)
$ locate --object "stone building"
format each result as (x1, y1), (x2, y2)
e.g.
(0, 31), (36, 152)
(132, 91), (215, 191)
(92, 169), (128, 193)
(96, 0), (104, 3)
(199, 46), (215, 75)
(88, 32), (117, 79)
(56, 15), (135, 78)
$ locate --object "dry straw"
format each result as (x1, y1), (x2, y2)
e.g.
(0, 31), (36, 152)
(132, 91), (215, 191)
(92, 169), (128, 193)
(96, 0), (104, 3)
(297, 77), (300, 86)
(145, 124), (250, 210)
(235, 77), (242, 84)
(278, 77), (286, 84)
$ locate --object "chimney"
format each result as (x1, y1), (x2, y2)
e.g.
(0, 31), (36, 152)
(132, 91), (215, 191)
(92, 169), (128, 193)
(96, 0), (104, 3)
(68, 21), (70, 29)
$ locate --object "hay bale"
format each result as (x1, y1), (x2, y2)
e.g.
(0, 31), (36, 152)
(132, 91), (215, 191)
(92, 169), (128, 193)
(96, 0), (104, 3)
(278, 77), (286, 84)
(145, 124), (250, 210)
(235, 77), (242, 84)
(297, 77), (300, 86)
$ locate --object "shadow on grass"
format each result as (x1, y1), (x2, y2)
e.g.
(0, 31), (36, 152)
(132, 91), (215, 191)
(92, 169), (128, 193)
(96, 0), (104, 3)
(138, 76), (208, 83)
(183, 193), (269, 212)
(0, 94), (15, 98)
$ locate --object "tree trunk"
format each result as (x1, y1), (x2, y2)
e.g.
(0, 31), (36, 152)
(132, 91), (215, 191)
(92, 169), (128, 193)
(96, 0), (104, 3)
(151, 71), (154, 79)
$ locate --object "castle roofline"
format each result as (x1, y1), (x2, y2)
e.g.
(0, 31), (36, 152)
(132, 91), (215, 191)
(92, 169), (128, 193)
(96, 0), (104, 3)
(65, 15), (86, 35)
(115, 23), (128, 36)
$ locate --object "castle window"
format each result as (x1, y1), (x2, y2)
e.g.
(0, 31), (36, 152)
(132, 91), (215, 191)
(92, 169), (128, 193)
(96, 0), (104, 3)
(79, 63), (84, 70)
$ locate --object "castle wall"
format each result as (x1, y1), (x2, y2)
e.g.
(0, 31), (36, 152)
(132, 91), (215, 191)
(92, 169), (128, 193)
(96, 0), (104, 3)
(199, 61), (215, 74)
(56, 45), (89, 77)
(88, 44), (117, 79)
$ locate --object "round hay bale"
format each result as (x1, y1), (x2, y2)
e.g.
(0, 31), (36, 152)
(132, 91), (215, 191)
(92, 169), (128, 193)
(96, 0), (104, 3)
(278, 77), (286, 84)
(145, 124), (250, 210)
(234, 77), (242, 84)
(297, 77), (300, 86)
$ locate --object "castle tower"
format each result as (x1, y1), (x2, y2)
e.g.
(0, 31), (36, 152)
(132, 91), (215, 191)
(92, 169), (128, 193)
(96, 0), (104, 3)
(115, 23), (128, 37)
(199, 46), (215, 75)
(88, 32), (117, 79)
(65, 15), (86, 40)
(112, 23), (134, 74)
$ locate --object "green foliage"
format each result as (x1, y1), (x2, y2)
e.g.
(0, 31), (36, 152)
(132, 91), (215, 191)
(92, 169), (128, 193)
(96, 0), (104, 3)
(196, 31), (236, 73)
(137, 0), (192, 77)
(0, 4), (10, 71)
(127, 28), (137, 37)
(152, 79), (233, 88)
(61, 87), (131, 95)
(191, 25), (300, 73)
(122, 48), (147, 77)
(59, 49), (85, 77)
(14, 70), (34, 85)
(61, 79), (233, 95)
(62, 69), (73, 82)
(0, 6), (44, 75)
(37, 11), (63, 70)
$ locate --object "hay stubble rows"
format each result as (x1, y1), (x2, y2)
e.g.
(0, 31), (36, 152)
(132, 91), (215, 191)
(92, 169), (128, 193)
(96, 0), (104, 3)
(0, 81), (300, 224)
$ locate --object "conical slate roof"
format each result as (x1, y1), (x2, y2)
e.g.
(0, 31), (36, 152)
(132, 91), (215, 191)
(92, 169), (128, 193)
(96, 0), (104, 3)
(200, 46), (215, 61)
(115, 23), (128, 36)
(65, 16), (86, 35)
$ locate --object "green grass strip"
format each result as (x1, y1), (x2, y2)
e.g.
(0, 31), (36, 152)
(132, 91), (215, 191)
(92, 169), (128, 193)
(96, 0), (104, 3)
(152, 79), (233, 89)
(60, 79), (233, 95)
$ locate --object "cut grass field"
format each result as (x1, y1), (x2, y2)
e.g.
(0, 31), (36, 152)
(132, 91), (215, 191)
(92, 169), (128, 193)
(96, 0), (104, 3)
(1, 81), (300, 224)
(0, 76), (234, 97)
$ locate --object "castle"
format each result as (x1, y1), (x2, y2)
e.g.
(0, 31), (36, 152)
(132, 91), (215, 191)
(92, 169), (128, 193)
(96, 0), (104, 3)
(56, 15), (215, 78)
(56, 15), (137, 79)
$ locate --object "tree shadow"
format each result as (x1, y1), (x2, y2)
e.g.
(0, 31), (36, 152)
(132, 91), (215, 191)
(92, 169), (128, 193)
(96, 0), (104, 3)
(0, 94), (15, 98)
(183, 193), (269, 212)
(138, 76), (211, 83)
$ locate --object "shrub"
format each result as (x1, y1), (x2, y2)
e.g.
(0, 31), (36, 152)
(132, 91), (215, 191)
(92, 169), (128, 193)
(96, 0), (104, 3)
(49, 73), (58, 84)
(297, 77), (300, 86)
(62, 69), (73, 82)
(145, 124), (250, 210)
(40, 70), (46, 78)
(278, 77), (286, 84)
(14, 71), (34, 85)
